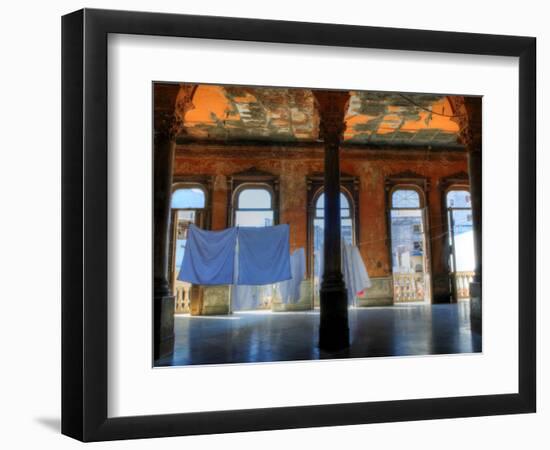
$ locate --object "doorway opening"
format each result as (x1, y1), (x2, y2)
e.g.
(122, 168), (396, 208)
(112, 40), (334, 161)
(169, 185), (207, 314)
(446, 189), (475, 301)
(389, 188), (431, 303)
(312, 189), (355, 307)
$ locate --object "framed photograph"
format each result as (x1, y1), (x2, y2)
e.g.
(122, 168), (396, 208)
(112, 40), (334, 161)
(61, 8), (536, 442)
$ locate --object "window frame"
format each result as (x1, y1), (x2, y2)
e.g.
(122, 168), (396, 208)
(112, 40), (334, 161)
(444, 185), (474, 301)
(446, 187), (472, 209)
(232, 183), (276, 227)
(171, 182), (208, 210)
(309, 185), (357, 306)
(307, 177), (359, 280)
(168, 180), (213, 292)
(390, 187), (423, 209)
(227, 168), (280, 227)
(438, 172), (471, 301)
(384, 174), (432, 303)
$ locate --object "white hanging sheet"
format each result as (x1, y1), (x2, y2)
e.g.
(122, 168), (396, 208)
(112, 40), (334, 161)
(342, 244), (372, 306)
(318, 243), (371, 306)
(278, 248), (306, 304)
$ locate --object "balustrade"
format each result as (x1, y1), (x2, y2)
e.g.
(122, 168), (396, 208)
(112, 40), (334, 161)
(454, 271), (475, 299)
(174, 281), (191, 314)
(393, 273), (425, 302)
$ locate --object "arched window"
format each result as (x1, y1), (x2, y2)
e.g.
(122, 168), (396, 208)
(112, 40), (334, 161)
(314, 192), (354, 245)
(171, 187), (206, 209)
(446, 188), (475, 300)
(170, 184), (208, 313)
(392, 189), (421, 208)
(446, 189), (471, 208)
(312, 189), (355, 306)
(389, 186), (430, 303)
(234, 186), (274, 227)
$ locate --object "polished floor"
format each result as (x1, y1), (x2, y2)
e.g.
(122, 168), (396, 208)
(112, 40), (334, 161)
(155, 303), (481, 367)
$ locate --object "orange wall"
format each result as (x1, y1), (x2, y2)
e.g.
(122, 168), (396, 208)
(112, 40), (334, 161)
(173, 145), (468, 279)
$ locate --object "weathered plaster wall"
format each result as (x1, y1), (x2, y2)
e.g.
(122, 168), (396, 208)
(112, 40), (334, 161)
(174, 144), (468, 303)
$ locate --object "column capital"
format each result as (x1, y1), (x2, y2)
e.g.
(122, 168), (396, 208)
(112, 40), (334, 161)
(312, 90), (350, 145)
(448, 95), (482, 152)
(154, 84), (198, 141)
(463, 97), (482, 153)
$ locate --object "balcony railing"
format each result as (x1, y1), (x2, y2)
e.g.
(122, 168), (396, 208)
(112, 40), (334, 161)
(174, 282), (274, 314)
(454, 271), (475, 299)
(393, 273), (425, 302)
(174, 281), (191, 314)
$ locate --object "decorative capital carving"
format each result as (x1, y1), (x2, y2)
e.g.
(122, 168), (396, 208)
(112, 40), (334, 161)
(174, 84), (198, 129)
(154, 84), (198, 141)
(313, 90), (350, 145)
(462, 97), (482, 152)
(448, 95), (482, 152)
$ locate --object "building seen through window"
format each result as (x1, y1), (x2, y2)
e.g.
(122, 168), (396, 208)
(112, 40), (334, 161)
(389, 187), (430, 302)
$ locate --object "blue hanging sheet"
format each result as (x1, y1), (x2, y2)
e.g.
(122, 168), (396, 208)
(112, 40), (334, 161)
(177, 224), (238, 285)
(237, 224), (291, 285)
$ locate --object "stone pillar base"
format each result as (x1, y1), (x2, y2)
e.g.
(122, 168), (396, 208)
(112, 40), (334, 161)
(319, 287), (350, 351)
(432, 274), (453, 304)
(469, 281), (482, 335)
(154, 295), (175, 360)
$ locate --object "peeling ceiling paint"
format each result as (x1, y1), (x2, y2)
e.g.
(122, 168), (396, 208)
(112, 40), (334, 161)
(344, 92), (460, 145)
(181, 84), (462, 147)
(184, 85), (319, 142)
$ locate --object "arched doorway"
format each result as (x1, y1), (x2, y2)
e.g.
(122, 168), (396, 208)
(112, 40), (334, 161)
(446, 189), (475, 301)
(169, 185), (208, 314)
(311, 188), (355, 307)
(389, 187), (431, 303)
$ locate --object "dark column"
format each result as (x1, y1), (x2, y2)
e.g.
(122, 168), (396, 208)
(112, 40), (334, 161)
(153, 130), (176, 359)
(468, 147), (482, 333)
(313, 91), (351, 351)
(464, 97), (482, 334)
(153, 84), (197, 360)
(468, 149), (482, 284)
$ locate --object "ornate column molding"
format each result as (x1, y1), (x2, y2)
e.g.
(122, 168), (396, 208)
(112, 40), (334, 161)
(154, 84), (198, 141)
(313, 90), (350, 145)
(448, 96), (482, 152)
(461, 97), (482, 153)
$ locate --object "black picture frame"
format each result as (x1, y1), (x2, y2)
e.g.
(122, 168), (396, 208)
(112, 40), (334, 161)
(61, 8), (536, 442)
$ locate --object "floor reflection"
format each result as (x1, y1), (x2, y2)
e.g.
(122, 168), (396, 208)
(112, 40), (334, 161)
(155, 304), (481, 367)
